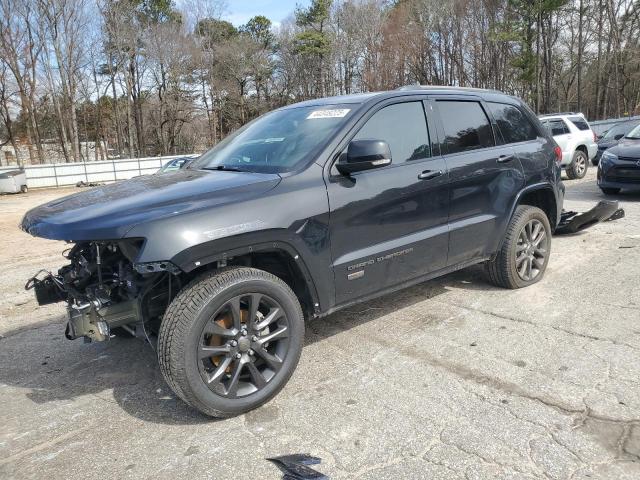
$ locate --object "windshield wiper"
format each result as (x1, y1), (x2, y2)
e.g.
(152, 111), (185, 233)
(202, 165), (249, 172)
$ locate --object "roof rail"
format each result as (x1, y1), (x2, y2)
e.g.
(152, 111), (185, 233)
(396, 84), (424, 90)
(540, 112), (587, 118)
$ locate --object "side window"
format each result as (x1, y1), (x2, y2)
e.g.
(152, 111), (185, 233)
(353, 102), (430, 163)
(488, 102), (539, 144)
(568, 116), (590, 131)
(545, 120), (569, 136)
(437, 101), (495, 154)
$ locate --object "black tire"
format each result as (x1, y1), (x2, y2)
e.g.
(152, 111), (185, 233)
(20, 185), (28, 193)
(565, 150), (588, 179)
(600, 187), (620, 195)
(486, 205), (551, 289)
(591, 158), (599, 166)
(158, 267), (304, 418)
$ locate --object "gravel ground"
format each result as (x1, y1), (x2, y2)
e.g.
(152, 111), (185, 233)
(1, 171), (639, 479)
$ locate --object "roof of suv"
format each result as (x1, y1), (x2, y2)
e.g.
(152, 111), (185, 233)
(282, 86), (518, 109)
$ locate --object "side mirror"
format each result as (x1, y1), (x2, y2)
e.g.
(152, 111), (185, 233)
(336, 139), (392, 175)
(614, 134), (624, 140)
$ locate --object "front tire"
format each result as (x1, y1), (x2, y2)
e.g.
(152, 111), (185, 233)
(486, 205), (551, 289)
(566, 150), (588, 179)
(158, 267), (304, 418)
(600, 187), (620, 195)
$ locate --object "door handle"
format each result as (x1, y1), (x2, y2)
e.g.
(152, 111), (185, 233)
(497, 154), (515, 163)
(418, 170), (443, 180)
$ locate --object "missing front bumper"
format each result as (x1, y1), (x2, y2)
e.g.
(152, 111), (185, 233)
(555, 200), (624, 235)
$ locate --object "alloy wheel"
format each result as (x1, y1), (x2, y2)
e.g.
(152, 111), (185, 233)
(515, 219), (548, 281)
(197, 293), (290, 398)
(575, 155), (587, 176)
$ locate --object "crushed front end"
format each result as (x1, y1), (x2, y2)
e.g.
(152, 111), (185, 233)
(26, 240), (178, 342)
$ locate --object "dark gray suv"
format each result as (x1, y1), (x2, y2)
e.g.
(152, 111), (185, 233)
(22, 86), (564, 417)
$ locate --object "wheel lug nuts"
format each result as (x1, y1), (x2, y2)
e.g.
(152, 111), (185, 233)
(230, 340), (237, 347)
(235, 353), (242, 359)
(248, 349), (254, 356)
(241, 329), (247, 336)
(251, 335), (258, 342)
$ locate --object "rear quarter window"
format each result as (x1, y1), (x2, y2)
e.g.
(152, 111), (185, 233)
(542, 119), (570, 136)
(568, 116), (591, 131)
(488, 103), (539, 144)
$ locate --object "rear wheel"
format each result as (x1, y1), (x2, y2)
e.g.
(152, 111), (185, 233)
(158, 267), (304, 417)
(566, 150), (588, 179)
(600, 187), (621, 195)
(20, 185), (28, 193)
(486, 205), (551, 289)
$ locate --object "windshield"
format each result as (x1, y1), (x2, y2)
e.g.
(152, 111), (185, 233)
(625, 124), (640, 140)
(190, 105), (354, 173)
(604, 122), (637, 139)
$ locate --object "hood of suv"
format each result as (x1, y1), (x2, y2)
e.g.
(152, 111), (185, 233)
(606, 138), (640, 158)
(21, 169), (281, 240)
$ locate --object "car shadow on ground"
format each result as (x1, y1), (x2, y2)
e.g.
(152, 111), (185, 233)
(0, 266), (498, 425)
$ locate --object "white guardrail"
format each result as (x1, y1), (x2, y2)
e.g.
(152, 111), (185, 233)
(0, 155), (195, 189)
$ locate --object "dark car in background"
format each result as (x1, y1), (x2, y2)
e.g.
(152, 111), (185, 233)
(157, 156), (194, 173)
(598, 123), (640, 194)
(593, 120), (640, 165)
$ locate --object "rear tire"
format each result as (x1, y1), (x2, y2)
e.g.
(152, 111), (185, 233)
(20, 185), (28, 193)
(158, 267), (304, 418)
(486, 205), (551, 289)
(566, 150), (588, 179)
(600, 187), (620, 195)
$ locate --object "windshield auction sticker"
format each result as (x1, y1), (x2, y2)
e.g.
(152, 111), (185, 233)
(307, 109), (351, 119)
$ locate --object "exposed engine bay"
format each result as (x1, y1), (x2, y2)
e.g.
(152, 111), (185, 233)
(25, 240), (177, 342)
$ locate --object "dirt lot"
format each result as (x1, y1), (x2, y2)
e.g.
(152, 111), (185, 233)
(1, 171), (639, 479)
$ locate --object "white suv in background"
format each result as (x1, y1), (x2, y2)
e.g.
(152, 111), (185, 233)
(539, 113), (598, 179)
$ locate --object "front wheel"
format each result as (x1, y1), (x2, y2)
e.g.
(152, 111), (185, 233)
(566, 150), (588, 179)
(486, 205), (551, 289)
(600, 187), (620, 195)
(158, 267), (304, 417)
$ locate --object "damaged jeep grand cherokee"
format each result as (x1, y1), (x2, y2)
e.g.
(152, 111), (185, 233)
(22, 87), (564, 417)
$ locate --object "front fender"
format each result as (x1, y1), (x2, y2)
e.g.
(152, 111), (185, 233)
(170, 232), (324, 312)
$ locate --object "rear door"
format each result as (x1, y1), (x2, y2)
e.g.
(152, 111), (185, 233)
(487, 102), (553, 180)
(326, 98), (449, 304)
(432, 97), (525, 265)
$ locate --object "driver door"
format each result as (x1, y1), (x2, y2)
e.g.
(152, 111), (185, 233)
(326, 99), (450, 305)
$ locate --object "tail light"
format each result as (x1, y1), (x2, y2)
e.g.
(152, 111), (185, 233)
(553, 146), (562, 165)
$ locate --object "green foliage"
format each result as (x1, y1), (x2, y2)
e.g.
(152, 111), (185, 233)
(293, 30), (331, 56)
(196, 18), (238, 46)
(294, 0), (333, 58)
(241, 16), (274, 49)
(295, 0), (332, 29)
(137, 0), (181, 24)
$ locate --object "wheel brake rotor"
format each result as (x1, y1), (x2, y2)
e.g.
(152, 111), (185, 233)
(207, 309), (249, 371)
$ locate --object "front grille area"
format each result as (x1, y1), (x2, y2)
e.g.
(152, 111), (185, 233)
(606, 165), (640, 183)
(618, 156), (640, 162)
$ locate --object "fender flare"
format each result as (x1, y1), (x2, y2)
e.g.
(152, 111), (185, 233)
(170, 232), (322, 312)
(508, 182), (558, 223)
(491, 182), (559, 255)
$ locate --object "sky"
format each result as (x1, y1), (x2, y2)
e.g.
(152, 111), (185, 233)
(223, 0), (309, 27)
